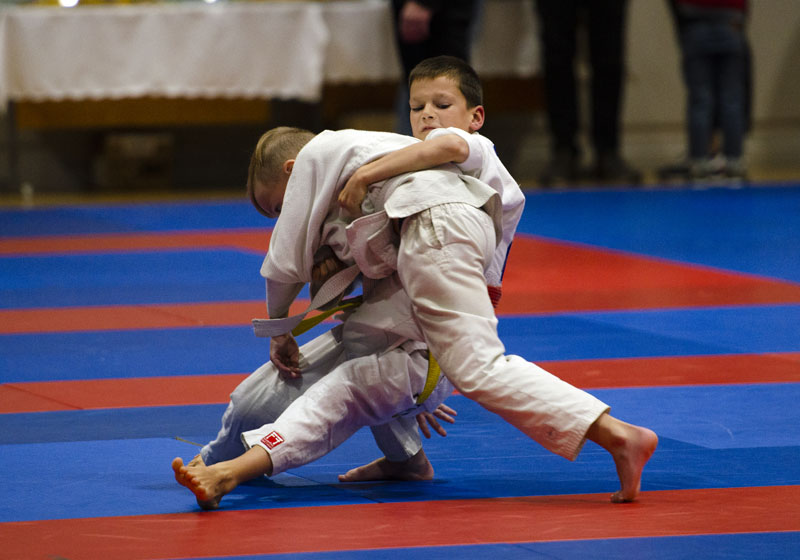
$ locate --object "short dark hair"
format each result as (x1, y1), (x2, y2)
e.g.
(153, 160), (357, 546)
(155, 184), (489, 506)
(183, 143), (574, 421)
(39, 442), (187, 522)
(409, 55), (483, 108)
(246, 127), (314, 216)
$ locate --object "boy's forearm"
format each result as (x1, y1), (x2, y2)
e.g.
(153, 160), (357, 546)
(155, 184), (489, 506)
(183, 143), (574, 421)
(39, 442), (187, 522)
(266, 279), (304, 319)
(356, 134), (469, 186)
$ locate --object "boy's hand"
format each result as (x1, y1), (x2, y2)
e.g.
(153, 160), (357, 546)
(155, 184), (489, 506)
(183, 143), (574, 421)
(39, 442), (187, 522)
(399, 1), (432, 43)
(416, 403), (457, 438)
(311, 254), (347, 298)
(338, 173), (369, 217)
(271, 333), (301, 379)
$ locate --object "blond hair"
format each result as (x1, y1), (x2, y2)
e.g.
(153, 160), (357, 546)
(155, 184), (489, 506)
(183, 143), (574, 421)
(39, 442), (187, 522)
(247, 127), (314, 215)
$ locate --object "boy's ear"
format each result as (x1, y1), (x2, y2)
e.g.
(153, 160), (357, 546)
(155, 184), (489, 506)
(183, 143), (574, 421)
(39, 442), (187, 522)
(469, 105), (485, 133)
(283, 159), (295, 176)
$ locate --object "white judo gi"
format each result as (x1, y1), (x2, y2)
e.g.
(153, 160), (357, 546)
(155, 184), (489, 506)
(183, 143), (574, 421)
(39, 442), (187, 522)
(204, 128), (524, 467)
(204, 130), (456, 466)
(237, 129), (609, 476)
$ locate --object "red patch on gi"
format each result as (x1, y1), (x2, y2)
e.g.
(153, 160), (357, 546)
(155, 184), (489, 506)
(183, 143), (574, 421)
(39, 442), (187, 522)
(261, 431), (284, 449)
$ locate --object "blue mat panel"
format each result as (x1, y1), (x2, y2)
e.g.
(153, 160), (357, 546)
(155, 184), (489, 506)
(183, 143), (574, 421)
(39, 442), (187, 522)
(3, 386), (799, 521)
(3, 429), (799, 522)
(517, 186), (800, 282)
(499, 304), (800, 360)
(0, 326), (266, 383)
(4, 305), (798, 383)
(0, 250), (265, 309)
(0, 404), (227, 444)
(0, 200), (269, 237)
(7, 383), (800, 449)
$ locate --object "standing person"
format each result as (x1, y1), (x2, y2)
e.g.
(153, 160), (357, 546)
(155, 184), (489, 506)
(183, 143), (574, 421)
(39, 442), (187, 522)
(391, 0), (477, 135)
(173, 124), (657, 509)
(534, 0), (642, 186)
(674, 0), (749, 181)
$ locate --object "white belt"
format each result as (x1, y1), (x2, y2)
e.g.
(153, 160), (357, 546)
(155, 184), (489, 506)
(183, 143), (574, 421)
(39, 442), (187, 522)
(252, 264), (360, 338)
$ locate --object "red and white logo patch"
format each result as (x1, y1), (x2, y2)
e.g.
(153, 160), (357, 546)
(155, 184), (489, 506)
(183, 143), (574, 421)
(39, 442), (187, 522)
(261, 431), (284, 450)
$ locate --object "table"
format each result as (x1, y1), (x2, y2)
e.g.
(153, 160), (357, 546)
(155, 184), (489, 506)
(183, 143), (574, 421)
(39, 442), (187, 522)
(0, 0), (538, 106)
(0, 0), (539, 190)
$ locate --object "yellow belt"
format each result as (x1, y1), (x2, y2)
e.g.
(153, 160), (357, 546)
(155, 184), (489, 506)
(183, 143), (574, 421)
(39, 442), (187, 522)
(416, 353), (441, 405)
(290, 296), (363, 337)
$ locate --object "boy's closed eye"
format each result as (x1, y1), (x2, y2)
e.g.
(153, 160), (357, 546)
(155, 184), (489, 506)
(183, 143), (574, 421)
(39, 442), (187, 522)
(411, 103), (452, 112)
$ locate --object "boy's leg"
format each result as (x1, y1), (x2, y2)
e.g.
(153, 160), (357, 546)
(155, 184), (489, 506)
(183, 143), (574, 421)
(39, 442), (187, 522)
(396, 203), (603, 458)
(240, 343), (431, 478)
(175, 346), (432, 509)
(340, 365), (455, 482)
(201, 326), (346, 465)
(396, 203), (657, 501)
(338, 273), (436, 480)
(172, 447), (272, 510)
(339, 417), (433, 482)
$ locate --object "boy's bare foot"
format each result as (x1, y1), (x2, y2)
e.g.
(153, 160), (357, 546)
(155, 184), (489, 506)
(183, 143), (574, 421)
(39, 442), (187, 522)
(587, 414), (658, 503)
(607, 425), (658, 503)
(172, 457), (235, 510)
(337, 449), (434, 482)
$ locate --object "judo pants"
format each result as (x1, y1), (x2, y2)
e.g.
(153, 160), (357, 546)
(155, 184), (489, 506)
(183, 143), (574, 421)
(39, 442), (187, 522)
(394, 203), (609, 460)
(236, 203), (608, 473)
(203, 323), (453, 471)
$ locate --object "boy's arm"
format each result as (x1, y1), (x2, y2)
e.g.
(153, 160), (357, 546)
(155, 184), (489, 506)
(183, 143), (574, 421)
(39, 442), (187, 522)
(338, 133), (469, 216)
(265, 278), (304, 378)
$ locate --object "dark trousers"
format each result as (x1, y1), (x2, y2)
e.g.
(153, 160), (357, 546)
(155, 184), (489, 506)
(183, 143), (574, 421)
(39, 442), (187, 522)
(391, 0), (476, 82)
(679, 18), (747, 159)
(535, 0), (629, 157)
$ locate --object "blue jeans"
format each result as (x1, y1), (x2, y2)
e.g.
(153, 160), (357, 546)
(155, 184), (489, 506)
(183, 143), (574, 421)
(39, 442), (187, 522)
(680, 19), (747, 160)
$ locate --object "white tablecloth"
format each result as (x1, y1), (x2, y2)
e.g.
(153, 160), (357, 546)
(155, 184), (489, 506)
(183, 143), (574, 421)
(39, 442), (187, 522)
(0, 0), (538, 108)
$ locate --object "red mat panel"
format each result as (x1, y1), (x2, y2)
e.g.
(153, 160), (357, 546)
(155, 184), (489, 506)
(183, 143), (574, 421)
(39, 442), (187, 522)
(546, 352), (800, 389)
(2, 486), (797, 560)
(3, 353), (797, 414)
(0, 300), (315, 335)
(497, 235), (800, 313)
(0, 301), (264, 334)
(0, 229), (269, 256)
(0, 374), (247, 413)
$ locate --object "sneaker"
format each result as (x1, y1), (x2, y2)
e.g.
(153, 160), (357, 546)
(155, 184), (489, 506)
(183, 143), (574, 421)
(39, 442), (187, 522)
(690, 157), (728, 180)
(724, 158), (747, 178)
(690, 158), (713, 180)
(723, 157), (748, 187)
(689, 157), (733, 188)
